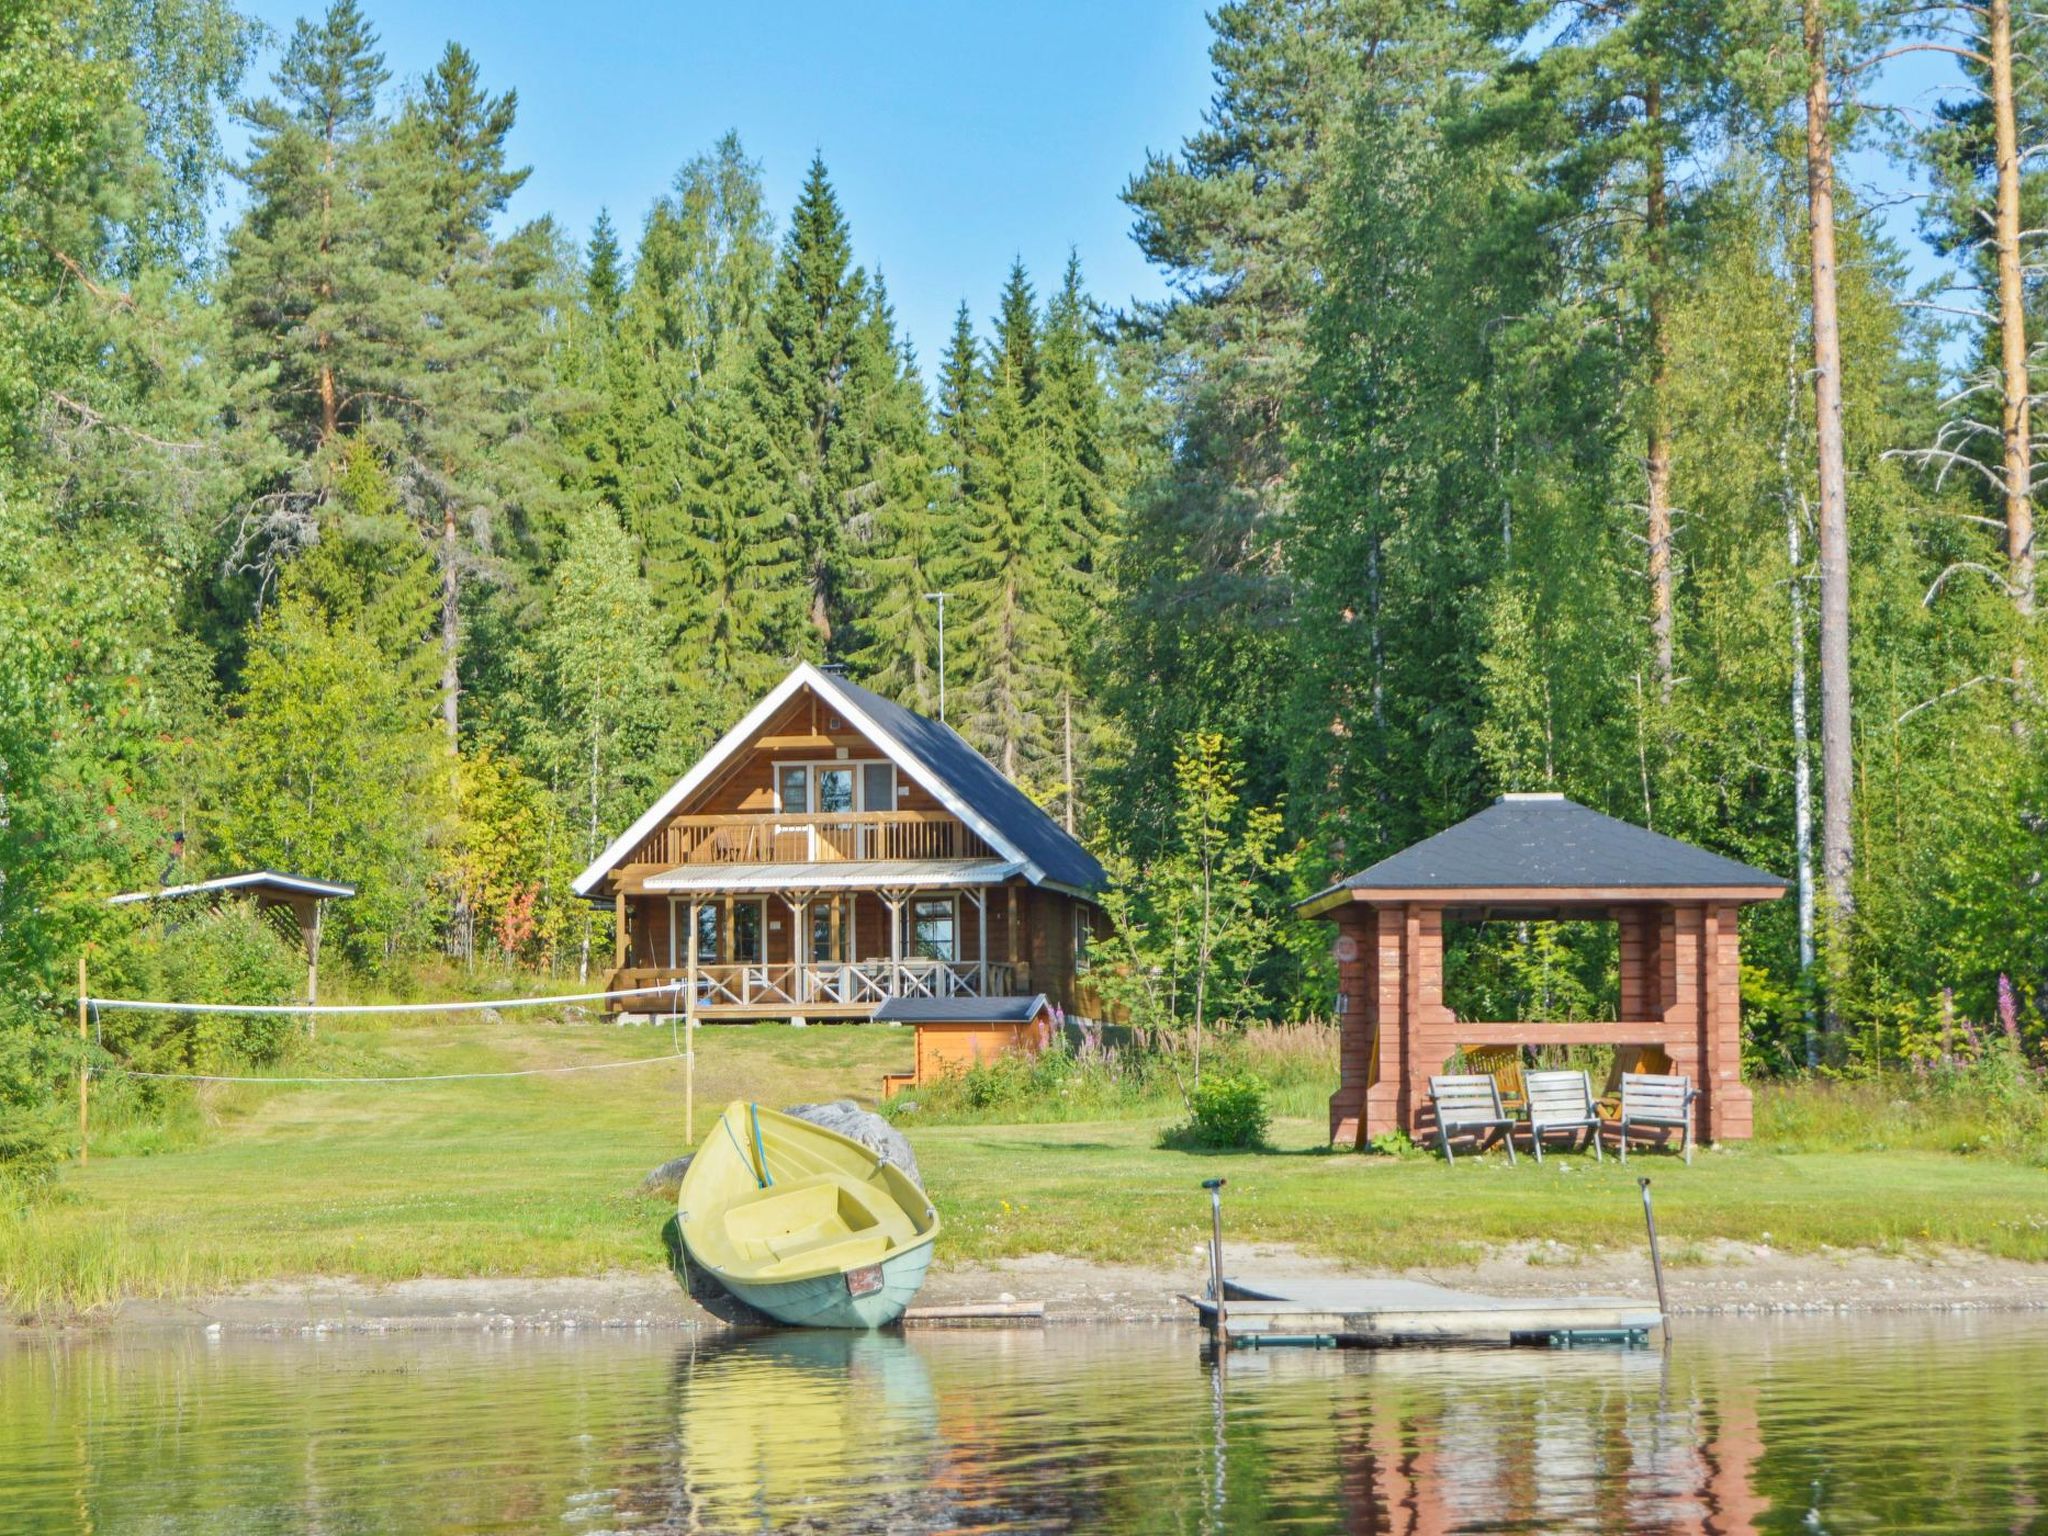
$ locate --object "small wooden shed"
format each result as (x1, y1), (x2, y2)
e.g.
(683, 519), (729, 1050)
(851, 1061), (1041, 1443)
(876, 994), (1055, 1098)
(107, 869), (355, 1003)
(1299, 794), (1786, 1148)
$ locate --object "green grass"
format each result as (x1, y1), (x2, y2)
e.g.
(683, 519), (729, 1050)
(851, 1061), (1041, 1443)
(7, 1015), (2048, 1318)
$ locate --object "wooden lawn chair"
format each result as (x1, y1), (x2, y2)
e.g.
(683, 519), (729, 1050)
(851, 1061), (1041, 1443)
(1521, 1069), (1603, 1162)
(1463, 1045), (1527, 1114)
(1599, 1072), (1698, 1164)
(1427, 1074), (1517, 1165)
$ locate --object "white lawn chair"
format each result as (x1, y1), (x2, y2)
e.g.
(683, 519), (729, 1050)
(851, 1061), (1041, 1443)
(1427, 1074), (1518, 1165)
(1599, 1072), (1698, 1164)
(1521, 1069), (1603, 1162)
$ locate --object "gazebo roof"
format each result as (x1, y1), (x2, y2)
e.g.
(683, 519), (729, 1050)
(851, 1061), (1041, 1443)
(1301, 793), (1786, 915)
(107, 869), (356, 906)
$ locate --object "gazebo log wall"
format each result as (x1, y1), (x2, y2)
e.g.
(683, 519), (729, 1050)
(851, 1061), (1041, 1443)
(1328, 900), (1753, 1148)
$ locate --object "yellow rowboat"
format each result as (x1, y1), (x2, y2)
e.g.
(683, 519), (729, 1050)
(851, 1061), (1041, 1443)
(679, 1101), (940, 1328)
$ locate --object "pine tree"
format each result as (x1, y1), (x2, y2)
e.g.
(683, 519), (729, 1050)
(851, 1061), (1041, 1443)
(410, 42), (527, 259)
(752, 155), (868, 645)
(223, 0), (395, 458)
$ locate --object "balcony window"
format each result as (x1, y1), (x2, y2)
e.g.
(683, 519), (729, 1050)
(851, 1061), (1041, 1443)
(816, 767), (855, 814)
(905, 896), (957, 961)
(778, 765), (808, 815)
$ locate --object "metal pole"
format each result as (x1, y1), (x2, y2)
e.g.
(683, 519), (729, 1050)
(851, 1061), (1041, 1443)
(925, 592), (949, 722)
(1203, 1177), (1228, 1342)
(686, 901), (699, 1146)
(77, 953), (89, 1166)
(1639, 1176), (1670, 1336)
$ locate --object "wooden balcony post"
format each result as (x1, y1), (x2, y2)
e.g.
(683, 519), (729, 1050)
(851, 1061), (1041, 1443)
(614, 889), (626, 971)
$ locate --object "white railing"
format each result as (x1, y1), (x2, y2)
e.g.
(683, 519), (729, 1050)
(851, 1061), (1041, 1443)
(615, 958), (1020, 1008)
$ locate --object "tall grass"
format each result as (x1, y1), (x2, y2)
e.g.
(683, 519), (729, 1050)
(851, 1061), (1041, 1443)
(1757, 1043), (2048, 1164)
(885, 1020), (1339, 1126)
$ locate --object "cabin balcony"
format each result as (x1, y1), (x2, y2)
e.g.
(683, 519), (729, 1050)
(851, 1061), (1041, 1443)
(602, 958), (1025, 1019)
(623, 812), (995, 869)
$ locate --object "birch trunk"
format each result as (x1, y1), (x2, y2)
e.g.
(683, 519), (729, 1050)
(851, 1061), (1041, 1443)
(1990, 0), (2033, 627)
(1805, 0), (1856, 945)
(1782, 347), (1818, 1064)
(1645, 79), (1676, 701)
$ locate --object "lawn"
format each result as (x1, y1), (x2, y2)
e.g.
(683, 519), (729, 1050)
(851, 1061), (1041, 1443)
(6, 1013), (2047, 1318)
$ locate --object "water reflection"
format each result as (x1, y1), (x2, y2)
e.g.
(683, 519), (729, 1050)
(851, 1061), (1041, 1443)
(5, 1316), (2047, 1533)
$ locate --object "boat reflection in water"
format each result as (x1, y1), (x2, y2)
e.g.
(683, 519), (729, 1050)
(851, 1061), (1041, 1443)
(9, 1315), (2048, 1533)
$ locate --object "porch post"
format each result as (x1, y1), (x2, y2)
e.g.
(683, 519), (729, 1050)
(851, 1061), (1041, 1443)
(971, 887), (988, 992)
(794, 894), (808, 1004)
(687, 898), (699, 1018)
(886, 889), (903, 995)
(666, 896), (677, 972)
(614, 889), (627, 972)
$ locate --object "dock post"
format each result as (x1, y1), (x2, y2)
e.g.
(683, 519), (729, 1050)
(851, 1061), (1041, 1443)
(1202, 1177), (1228, 1342)
(1638, 1176), (1670, 1335)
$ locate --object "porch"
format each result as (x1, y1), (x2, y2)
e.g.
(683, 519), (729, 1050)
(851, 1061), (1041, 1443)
(605, 958), (1023, 1018)
(602, 867), (1035, 1019)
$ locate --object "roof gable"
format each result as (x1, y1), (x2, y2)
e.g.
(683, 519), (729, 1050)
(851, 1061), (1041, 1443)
(571, 664), (1106, 897)
(1317, 794), (1785, 901)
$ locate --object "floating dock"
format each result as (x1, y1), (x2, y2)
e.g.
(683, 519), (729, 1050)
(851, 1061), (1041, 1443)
(1185, 1275), (1663, 1348)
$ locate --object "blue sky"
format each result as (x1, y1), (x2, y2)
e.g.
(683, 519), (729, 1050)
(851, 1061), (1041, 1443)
(228, 0), (1218, 369)
(224, 2), (1965, 371)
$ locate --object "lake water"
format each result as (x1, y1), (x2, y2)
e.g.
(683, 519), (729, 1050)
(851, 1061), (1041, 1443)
(5, 1316), (2045, 1533)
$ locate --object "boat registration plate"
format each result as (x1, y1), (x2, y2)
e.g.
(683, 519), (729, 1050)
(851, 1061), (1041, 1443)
(845, 1264), (885, 1298)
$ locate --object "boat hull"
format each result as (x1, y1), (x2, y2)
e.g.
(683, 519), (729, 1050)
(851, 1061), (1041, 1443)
(715, 1235), (936, 1329)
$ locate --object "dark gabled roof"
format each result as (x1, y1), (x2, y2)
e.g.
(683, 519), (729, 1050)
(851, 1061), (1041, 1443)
(1319, 794), (1786, 899)
(873, 994), (1052, 1024)
(832, 673), (1107, 895)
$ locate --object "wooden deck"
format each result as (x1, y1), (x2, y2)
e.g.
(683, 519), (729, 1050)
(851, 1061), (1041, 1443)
(1186, 1274), (1662, 1347)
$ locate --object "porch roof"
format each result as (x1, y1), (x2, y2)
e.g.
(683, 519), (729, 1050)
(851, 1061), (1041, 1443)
(640, 857), (1023, 894)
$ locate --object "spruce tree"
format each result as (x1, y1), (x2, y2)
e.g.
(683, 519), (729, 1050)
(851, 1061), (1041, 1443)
(752, 155), (868, 645)
(955, 263), (1066, 782)
(845, 275), (944, 711)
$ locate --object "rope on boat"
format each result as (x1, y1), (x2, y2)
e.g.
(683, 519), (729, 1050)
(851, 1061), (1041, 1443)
(81, 981), (686, 1016)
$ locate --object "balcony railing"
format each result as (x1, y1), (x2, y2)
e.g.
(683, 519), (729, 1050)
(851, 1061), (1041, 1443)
(605, 959), (1020, 1011)
(627, 812), (995, 868)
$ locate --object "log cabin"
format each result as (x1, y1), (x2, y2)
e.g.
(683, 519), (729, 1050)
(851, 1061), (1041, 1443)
(574, 662), (1107, 1023)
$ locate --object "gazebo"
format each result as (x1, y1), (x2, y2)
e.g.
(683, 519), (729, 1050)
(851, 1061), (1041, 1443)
(107, 869), (355, 1003)
(1299, 794), (1786, 1148)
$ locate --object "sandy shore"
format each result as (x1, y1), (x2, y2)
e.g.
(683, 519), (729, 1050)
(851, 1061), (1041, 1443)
(33, 1241), (2048, 1334)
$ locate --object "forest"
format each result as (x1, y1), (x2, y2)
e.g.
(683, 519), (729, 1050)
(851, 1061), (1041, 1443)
(1, 0), (2043, 1171)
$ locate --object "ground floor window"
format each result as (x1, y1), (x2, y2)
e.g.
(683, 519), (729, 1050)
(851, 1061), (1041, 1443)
(732, 900), (763, 964)
(905, 895), (957, 961)
(811, 899), (851, 963)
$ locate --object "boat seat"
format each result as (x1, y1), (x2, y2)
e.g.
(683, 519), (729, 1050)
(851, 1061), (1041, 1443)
(716, 1174), (918, 1270)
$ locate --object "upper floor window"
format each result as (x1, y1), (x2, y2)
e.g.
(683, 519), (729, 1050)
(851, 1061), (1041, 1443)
(776, 761), (894, 815)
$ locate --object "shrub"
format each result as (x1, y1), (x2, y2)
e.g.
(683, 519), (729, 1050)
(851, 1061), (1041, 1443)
(101, 904), (304, 1073)
(1167, 1070), (1271, 1150)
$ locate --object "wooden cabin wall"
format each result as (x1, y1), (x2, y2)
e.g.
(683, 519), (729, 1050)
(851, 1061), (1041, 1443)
(676, 692), (949, 819)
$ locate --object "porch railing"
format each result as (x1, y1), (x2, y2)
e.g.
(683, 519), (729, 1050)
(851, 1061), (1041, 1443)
(627, 812), (996, 868)
(604, 958), (1020, 1010)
